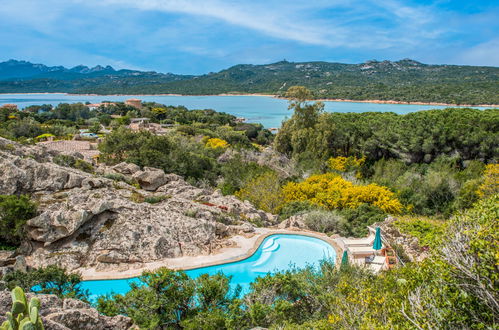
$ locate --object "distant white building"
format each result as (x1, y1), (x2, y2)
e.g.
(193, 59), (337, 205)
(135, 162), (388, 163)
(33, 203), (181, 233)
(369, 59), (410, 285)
(86, 103), (101, 111)
(86, 102), (115, 111)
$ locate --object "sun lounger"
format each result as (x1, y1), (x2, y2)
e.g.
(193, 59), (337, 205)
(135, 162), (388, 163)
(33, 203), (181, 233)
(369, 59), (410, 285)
(346, 245), (376, 255)
(339, 235), (375, 247)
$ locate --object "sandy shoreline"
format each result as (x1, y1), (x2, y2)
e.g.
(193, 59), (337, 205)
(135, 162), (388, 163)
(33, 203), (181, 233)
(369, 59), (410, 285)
(0, 92), (275, 98)
(77, 228), (342, 281)
(312, 98), (499, 108)
(1, 92), (497, 107)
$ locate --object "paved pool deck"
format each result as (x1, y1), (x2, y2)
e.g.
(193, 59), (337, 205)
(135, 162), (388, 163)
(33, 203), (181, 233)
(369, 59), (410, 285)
(78, 228), (343, 281)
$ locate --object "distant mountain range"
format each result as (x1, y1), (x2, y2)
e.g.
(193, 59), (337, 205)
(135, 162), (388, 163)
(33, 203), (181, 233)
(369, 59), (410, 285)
(1, 59), (498, 105)
(0, 59), (190, 81)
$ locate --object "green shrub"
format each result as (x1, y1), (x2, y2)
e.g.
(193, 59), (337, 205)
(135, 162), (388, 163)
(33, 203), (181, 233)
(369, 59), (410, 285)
(0, 143), (15, 151)
(219, 156), (271, 195)
(393, 217), (446, 248)
(130, 191), (145, 203)
(2, 265), (88, 301)
(339, 204), (387, 237)
(0, 244), (17, 251)
(96, 268), (238, 329)
(300, 205), (386, 237)
(390, 243), (412, 264)
(99, 127), (219, 183)
(0, 195), (37, 248)
(74, 159), (93, 173)
(235, 171), (284, 214)
(103, 173), (136, 186)
(184, 208), (198, 218)
(53, 154), (93, 173)
(144, 195), (170, 204)
(104, 173), (126, 181)
(303, 210), (346, 234)
(278, 200), (316, 220)
(53, 154), (76, 167)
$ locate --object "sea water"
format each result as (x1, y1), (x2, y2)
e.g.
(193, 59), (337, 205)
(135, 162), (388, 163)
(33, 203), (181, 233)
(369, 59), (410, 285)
(0, 93), (490, 128)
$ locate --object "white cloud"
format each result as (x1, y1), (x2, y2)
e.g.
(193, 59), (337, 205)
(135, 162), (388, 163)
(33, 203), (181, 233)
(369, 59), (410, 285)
(453, 38), (499, 67)
(1, 0), (496, 71)
(94, 0), (338, 46)
(90, 0), (441, 49)
(0, 0), (452, 52)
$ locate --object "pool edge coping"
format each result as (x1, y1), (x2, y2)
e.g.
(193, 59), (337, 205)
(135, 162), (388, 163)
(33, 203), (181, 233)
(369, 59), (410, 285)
(79, 229), (342, 281)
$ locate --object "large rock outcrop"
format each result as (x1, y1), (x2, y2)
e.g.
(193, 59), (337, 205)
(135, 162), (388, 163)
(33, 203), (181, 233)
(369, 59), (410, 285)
(0, 291), (134, 330)
(278, 215), (309, 230)
(0, 137), (277, 272)
(132, 167), (167, 191)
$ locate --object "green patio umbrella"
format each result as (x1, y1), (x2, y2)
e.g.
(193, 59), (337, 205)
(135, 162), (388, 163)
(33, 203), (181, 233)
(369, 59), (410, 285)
(373, 227), (383, 251)
(341, 250), (349, 267)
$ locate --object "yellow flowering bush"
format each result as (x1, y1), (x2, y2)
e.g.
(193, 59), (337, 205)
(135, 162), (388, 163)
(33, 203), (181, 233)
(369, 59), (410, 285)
(478, 164), (498, 198)
(282, 173), (402, 213)
(205, 137), (229, 149)
(251, 143), (264, 151)
(328, 156), (365, 178)
(34, 133), (55, 142)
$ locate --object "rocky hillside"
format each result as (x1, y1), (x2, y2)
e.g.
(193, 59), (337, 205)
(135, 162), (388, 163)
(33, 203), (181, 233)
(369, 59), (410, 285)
(0, 59), (191, 93)
(0, 137), (276, 272)
(0, 290), (133, 329)
(1, 59), (497, 104)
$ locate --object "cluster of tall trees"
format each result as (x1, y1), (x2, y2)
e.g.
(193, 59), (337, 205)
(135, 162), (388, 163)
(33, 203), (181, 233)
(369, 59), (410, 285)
(275, 98), (498, 166)
(0, 101), (272, 143)
(269, 86), (498, 217)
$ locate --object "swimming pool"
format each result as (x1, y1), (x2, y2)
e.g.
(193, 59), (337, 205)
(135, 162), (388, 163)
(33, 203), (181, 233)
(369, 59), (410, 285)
(80, 234), (336, 300)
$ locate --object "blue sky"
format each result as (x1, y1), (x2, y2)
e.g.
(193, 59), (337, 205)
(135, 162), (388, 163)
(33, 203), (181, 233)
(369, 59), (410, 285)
(0, 0), (498, 74)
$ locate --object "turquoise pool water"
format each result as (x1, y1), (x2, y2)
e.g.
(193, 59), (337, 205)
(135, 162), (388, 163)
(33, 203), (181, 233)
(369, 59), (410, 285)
(80, 234), (336, 300)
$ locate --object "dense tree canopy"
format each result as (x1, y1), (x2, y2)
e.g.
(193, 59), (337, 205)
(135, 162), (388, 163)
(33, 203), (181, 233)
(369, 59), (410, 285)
(276, 107), (499, 165)
(99, 128), (220, 182)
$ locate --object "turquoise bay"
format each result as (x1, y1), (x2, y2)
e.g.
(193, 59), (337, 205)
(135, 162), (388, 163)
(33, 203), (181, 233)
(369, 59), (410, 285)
(0, 93), (491, 128)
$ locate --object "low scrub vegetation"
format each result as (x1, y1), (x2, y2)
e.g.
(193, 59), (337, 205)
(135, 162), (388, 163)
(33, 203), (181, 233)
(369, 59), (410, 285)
(0, 195), (37, 248)
(53, 154), (94, 173)
(393, 217), (447, 248)
(1, 265), (88, 301)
